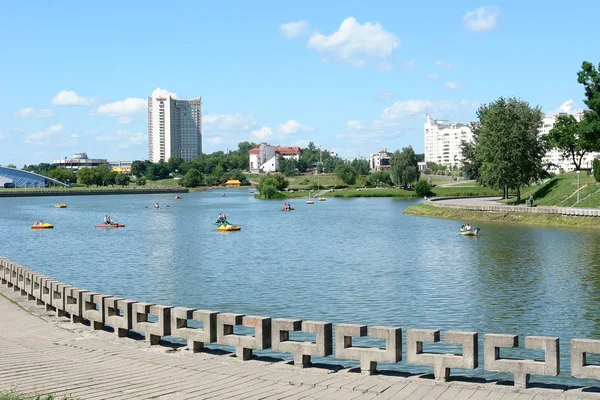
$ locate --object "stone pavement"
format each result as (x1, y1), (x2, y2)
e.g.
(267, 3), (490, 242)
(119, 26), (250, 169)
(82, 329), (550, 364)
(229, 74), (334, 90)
(1, 287), (598, 400)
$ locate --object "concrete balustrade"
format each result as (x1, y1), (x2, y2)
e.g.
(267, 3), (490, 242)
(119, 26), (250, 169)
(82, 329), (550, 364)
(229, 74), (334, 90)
(571, 339), (600, 379)
(335, 324), (402, 375)
(272, 319), (332, 368)
(50, 282), (72, 317)
(484, 334), (560, 388)
(2, 259), (600, 388)
(407, 329), (478, 381)
(217, 313), (271, 360)
(170, 307), (218, 352)
(82, 292), (111, 330)
(132, 302), (172, 345)
(104, 297), (136, 337)
(64, 287), (89, 323)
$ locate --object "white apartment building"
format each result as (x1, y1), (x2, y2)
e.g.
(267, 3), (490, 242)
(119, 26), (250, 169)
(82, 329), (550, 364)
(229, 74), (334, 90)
(148, 94), (202, 163)
(424, 114), (473, 167)
(539, 111), (599, 173)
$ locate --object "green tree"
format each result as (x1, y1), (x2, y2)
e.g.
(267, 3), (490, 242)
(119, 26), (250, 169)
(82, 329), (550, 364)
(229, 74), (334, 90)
(7, 164), (16, 169)
(130, 160), (146, 178)
(105, 171), (118, 186)
(77, 168), (94, 187)
(415, 153), (425, 163)
(48, 167), (75, 184)
(257, 177), (280, 199)
(92, 164), (111, 186)
(272, 173), (289, 191)
(390, 146), (420, 188)
(279, 157), (298, 177)
(181, 168), (203, 188)
(546, 114), (598, 171)
(594, 158), (600, 182)
(414, 179), (432, 197)
(366, 170), (392, 186)
(577, 61), (600, 114)
(351, 159), (370, 175)
(115, 174), (131, 187)
(474, 97), (546, 202)
(334, 162), (357, 185)
(167, 157), (184, 175)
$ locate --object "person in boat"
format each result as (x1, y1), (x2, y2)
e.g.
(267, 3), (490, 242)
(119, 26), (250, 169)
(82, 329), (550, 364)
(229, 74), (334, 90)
(34, 220), (40, 226)
(104, 215), (110, 225)
(154, 202), (160, 209)
(460, 225), (465, 232)
(465, 223), (471, 231)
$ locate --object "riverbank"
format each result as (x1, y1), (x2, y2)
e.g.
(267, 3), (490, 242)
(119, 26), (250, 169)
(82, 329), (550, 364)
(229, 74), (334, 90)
(0, 187), (189, 197)
(404, 203), (600, 228)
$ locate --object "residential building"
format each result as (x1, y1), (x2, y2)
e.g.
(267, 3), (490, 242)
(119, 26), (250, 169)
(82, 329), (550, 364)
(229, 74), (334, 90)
(369, 149), (391, 171)
(248, 143), (302, 173)
(538, 111), (599, 173)
(148, 94), (202, 163)
(424, 114), (473, 167)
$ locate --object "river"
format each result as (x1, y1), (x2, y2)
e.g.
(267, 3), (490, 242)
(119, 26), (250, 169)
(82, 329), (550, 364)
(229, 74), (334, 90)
(1, 189), (600, 385)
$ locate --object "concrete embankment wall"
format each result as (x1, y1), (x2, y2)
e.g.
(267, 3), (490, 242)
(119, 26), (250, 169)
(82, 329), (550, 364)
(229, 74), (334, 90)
(428, 197), (600, 217)
(2, 257), (599, 389)
(0, 187), (188, 197)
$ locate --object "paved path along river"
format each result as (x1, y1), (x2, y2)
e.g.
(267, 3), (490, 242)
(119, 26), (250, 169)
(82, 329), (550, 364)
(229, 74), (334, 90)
(1, 288), (598, 399)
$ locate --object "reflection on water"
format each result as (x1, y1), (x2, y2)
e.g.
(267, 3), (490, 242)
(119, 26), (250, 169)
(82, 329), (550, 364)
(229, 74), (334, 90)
(1, 190), (600, 385)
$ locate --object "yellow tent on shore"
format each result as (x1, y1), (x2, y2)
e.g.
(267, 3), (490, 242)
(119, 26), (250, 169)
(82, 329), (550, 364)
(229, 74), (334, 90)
(225, 179), (242, 186)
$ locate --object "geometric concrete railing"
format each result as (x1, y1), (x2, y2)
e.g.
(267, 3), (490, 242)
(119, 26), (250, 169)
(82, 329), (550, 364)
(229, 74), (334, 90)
(1, 257), (600, 388)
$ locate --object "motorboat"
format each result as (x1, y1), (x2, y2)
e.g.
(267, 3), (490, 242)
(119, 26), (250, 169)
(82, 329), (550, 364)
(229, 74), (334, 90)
(216, 224), (241, 232)
(31, 223), (54, 229)
(54, 203), (67, 208)
(306, 200), (314, 204)
(459, 227), (480, 236)
(95, 224), (126, 229)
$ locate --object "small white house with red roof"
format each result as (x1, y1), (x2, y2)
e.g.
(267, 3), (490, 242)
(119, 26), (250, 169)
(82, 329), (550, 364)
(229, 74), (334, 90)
(248, 143), (303, 173)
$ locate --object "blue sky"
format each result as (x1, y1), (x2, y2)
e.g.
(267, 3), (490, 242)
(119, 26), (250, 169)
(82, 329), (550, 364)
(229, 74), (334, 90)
(0, 0), (598, 166)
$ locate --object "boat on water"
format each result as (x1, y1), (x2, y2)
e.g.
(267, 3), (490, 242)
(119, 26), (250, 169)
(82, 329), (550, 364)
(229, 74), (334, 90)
(216, 224), (241, 232)
(459, 227), (480, 236)
(31, 223), (54, 229)
(54, 203), (67, 208)
(174, 195), (182, 199)
(282, 207), (295, 211)
(318, 197), (326, 201)
(95, 224), (126, 229)
(306, 200), (314, 204)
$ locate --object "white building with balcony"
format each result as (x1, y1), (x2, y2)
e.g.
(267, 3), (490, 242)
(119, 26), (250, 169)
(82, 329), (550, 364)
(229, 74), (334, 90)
(369, 149), (391, 171)
(248, 143), (302, 173)
(424, 114), (473, 167)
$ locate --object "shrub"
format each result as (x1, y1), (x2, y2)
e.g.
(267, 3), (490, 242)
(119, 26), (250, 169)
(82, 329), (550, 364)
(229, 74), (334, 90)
(594, 158), (600, 182)
(414, 179), (432, 197)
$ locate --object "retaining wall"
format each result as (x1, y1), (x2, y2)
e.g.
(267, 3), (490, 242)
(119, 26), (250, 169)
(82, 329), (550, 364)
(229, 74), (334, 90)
(2, 257), (599, 389)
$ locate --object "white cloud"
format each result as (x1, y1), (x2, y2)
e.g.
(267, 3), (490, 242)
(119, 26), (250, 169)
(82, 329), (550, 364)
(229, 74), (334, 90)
(51, 90), (92, 106)
(403, 59), (416, 69)
(427, 74), (440, 80)
(280, 20), (310, 38)
(117, 116), (134, 124)
(151, 87), (177, 99)
(338, 99), (480, 143)
(94, 98), (146, 116)
(378, 91), (394, 100)
(208, 137), (223, 145)
(203, 113), (258, 135)
(435, 61), (452, 69)
(24, 124), (63, 143)
(13, 107), (54, 118)
(463, 6), (500, 32)
(444, 81), (460, 89)
(94, 130), (146, 148)
(376, 62), (393, 71)
(277, 119), (315, 135)
(547, 100), (583, 116)
(251, 126), (273, 140)
(305, 17), (400, 67)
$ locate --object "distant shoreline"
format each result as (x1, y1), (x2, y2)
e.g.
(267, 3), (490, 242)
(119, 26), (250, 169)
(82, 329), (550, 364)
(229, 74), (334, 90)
(0, 187), (188, 198)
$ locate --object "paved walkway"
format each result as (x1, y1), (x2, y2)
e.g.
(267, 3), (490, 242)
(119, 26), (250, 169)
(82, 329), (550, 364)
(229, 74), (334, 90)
(1, 287), (598, 400)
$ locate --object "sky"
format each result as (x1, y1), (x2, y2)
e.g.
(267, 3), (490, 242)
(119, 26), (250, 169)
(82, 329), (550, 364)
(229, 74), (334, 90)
(0, 0), (598, 166)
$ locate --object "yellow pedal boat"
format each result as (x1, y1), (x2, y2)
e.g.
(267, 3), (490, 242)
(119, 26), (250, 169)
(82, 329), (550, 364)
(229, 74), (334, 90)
(31, 223), (54, 229)
(216, 224), (241, 232)
(54, 203), (67, 208)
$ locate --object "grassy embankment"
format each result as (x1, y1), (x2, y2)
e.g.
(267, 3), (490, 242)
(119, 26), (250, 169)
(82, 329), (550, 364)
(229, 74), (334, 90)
(404, 172), (600, 228)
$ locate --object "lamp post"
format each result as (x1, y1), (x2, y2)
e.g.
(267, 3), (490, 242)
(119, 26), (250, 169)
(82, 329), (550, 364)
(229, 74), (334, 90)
(577, 170), (580, 204)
